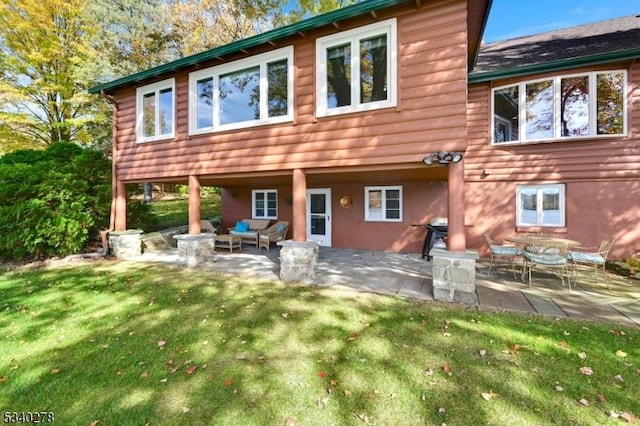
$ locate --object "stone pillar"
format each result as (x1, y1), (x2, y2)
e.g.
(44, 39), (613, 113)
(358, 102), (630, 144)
(278, 240), (319, 283)
(431, 248), (478, 305)
(109, 229), (143, 259)
(174, 233), (215, 267)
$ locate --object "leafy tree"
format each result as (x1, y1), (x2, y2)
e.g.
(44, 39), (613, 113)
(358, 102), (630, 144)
(0, 0), (100, 147)
(0, 143), (112, 259)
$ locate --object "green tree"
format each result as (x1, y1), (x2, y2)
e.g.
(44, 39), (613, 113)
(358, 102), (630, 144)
(0, 0), (99, 148)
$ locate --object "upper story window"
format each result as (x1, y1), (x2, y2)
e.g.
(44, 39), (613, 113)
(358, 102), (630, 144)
(516, 184), (565, 227)
(316, 18), (397, 117)
(136, 78), (175, 143)
(189, 47), (293, 135)
(364, 185), (402, 222)
(492, 70), (626, 145)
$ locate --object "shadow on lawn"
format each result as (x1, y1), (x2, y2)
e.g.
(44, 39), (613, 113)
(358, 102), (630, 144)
(0, 261), (638, 425)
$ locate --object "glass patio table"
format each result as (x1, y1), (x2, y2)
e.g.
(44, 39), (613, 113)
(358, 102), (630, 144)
(504, 235), (581, 248)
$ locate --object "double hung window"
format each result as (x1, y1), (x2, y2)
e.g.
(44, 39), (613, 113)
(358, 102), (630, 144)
(252, 190), (278, 219)
(136, 79), (175, 143)
(492, 71), (626, 144)
(364, 186), (402, 222)
(189, 47), (293, 134)
(316, 19), (397, 117)
(516, 184), (565, 227)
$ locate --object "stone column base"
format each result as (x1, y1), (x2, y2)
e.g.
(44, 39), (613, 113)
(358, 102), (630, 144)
(174, 233), (215, 267)
(277, 240), (319, 283)
(431, 248), (479, 305)
(108, 230), (144, 259)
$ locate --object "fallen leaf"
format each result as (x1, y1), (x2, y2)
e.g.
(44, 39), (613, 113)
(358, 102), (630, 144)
(224, 378), (233, 386)
(558, 341), (569, 348)
(442, 363), (451, 374)
(317, 397), (329, 406)
(479, 349), (487, 356)
(563, 330), (570, 336)
(50, 368), (61, 374)
(343, 390), (352, 396)
(358, 413), (370, 423)
(598, 394), (605, 403)
(438, 407), (446, 413)
(616, 350), (628, 358)
(90, 421), (100, 426)
(157, 340), (166, 348)
(555, 385), (564, 392)
(318, 371), (327, 378)
(424, 368), (434, 376)
(620, 412), (637, 423)
(578, 398), (589, 406)
(182, 407), (190, 414)
(579, 366), (593, 376)
(186, 365), (197, 375)
(578, 352), (587, 359)
(140, 371), (149, 379)
(347, 333), (358, 342)
(160, 378), (168, 383)
(281, 312), (288, 318)
(0, 376), (8, 383)
(481, 390), (498, 400)
(329, 379), (338, 386)
(285, 418), (296, 426)
(614, 374), (624, 382)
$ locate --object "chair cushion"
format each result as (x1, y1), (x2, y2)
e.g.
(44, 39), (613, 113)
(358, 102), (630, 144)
(235, 221), (250, 232)
(490, 245), (520, 256)
(276, 223), (287, 233)
(568, 251), (604, 265)
(523, 252), (567, 266)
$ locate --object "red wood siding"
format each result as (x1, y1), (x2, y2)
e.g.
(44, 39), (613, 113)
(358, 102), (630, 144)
(111, 0), (470, 183)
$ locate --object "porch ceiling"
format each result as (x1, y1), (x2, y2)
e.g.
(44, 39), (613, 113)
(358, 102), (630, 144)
(197, 164), (449, 188)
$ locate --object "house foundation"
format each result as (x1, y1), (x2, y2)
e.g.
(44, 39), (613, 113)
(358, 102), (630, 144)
(174, 233), (215, 267)
(108, 229), (144, 259)
(431, 248), (479, 305)
(278, 240), (319, 283)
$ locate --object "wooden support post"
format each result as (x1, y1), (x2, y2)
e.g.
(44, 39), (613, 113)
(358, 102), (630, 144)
(114, 180), (127, 231)
(292, 169), (307, 242)
(188, 175), (201, 235)
(447, 161), (466, 252)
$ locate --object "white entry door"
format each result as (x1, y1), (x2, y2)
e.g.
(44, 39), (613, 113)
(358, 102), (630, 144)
(307, 188), (331, 246)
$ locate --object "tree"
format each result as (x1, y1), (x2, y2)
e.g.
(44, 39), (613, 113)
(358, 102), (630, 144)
(0, 0), (100, 147)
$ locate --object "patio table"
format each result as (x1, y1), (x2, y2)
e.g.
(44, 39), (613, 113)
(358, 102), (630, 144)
(505, 235), (580, 248)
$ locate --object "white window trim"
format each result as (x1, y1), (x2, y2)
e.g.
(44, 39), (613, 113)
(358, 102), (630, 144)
(316, 18), (397, 118)
(364, 185), (402, 222)
(136, 78), (175, 143)
(491, 70), (627, 145)
(252, 189), (278, 220)
(188, 47), (294, 135)
(516, 184), (566, 227)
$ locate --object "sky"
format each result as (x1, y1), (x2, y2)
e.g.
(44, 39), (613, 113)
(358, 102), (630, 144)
(482, 0), (640, 43)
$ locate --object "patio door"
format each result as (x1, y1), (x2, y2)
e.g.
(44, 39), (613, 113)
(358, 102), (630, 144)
(307, 188), (331, 246)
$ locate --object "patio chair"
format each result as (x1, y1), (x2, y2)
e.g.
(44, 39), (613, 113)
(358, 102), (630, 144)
(483, 233), (522, 278)
(567, 235), (615, 289)
(257, 221), (289, 252)
(522, 238), (572, 291)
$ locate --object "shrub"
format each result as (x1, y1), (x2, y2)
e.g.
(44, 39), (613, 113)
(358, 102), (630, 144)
(0, 143), (112, 260)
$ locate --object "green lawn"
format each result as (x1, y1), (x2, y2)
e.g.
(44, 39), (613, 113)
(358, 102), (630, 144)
(1, 261), (638, 425)
(144, 195), (221, 232)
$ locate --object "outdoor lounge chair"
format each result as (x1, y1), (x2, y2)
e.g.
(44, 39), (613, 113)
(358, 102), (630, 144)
(258, 221), (289, 251)
(229, 219), (271, 247)
(483, 233), (522, 278)
(567, 235), (615, 288)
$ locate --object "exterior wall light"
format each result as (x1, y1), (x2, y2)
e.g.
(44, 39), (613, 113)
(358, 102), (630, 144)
(422, 151), (463, 166)
(340, 195), (352, 208)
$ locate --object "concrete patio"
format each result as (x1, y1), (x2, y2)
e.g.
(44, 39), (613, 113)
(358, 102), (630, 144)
(131, 245), (640, 327)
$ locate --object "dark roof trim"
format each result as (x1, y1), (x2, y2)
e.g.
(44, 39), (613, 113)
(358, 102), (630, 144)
(89, 0), (410, 94)
(468, 47), (640, 84)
